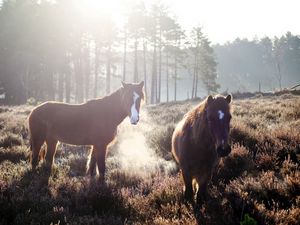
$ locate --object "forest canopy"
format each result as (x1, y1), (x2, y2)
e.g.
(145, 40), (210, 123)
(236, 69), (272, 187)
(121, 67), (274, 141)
(0, 0), (299, 105)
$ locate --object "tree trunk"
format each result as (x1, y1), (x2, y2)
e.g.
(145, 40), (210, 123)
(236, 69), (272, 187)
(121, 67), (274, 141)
(158, 28), (162, 103)
(58, 73), (64, 102)
(143, 40), (147, 103)
(276, 61), (282, 90)
(106, 46), (111, 94)
(94, 44), (99, 98)
(48, 69), (55, 101)
(174, 45), (177, 101)
(65, 69), (71, 103)
(166, 51), (169, 102)
(133, 38), (138, 82)
(64, 61), (71, 103)
(192, 54), (197, 98)
(75, 57), (83, 103)
(195, 71), (199, 98)
(85, 42), (90, 100)
(122, 31), (127, 81)
(151, 40), (157, 104)
(174, 65), (177, 101)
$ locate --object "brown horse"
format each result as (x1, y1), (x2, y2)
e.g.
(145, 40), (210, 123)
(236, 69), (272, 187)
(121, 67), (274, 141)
(28, 81), (144, 181)
(172, 94), (232, 204)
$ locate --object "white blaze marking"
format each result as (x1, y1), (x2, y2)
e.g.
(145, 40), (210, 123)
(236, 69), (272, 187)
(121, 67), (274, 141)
(130, 92), (140, 124)
(218, 110), (224, 120)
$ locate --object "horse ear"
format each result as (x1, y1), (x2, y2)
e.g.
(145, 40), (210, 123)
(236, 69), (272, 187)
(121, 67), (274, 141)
(122, 81), (129, 88)
(138, 81), (144, 88)
(226, 94), (232, 104)
(207, 95), (213, 105)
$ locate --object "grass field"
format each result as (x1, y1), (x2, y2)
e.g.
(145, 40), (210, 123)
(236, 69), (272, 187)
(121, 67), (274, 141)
(0, 94), (299, 225)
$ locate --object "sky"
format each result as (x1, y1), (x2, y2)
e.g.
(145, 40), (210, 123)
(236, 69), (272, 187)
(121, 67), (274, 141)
(0, 0), (299, 44)
(162, 0), (300, 44)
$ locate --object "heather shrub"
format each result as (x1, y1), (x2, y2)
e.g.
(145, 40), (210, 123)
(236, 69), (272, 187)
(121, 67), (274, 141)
(256, 153), (275, 171)
(26, 97), (38, 106)
(148, 176), (182, 208)
(276, 147), (298, 165)
(146, 124), (175, 160)
(0, 132), (23, 148)
(0, 95), (299, 224)
(217, 144), (255, 183)
(226, 169), (300, 225)
(0, 107), (29, 139)
(230, 121), (259, 154)
(107, 170), (143, 188)
(0, 146), (28, 163)
(67, 153), (88, 177)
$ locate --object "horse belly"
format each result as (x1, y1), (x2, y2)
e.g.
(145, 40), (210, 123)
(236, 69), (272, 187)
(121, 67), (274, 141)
(55, 131), (91, 145)
(49, 117), (93, 145)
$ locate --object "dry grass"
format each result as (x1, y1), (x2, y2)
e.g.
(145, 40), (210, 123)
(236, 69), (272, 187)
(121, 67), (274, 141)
(0, 94), (299, 225)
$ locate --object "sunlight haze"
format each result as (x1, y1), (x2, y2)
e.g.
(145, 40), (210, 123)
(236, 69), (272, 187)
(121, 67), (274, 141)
(1, 0), (298, 43)
(72, 0), (300, 43)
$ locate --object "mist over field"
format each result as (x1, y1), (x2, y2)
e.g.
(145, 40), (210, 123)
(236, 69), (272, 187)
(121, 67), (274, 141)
(109, 114), (177, 178)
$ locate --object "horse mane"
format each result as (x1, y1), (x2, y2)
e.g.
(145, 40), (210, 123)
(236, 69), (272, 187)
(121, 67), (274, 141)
(87, 86), (145, 106)
(184, 97), (210, 143)
(86, 87), (123, 105)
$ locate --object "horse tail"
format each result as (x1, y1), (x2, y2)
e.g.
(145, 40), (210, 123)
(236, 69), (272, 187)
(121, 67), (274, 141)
(29, 134), (33, 161)
(171, 119), (186, 163)
(28, 108), (46, 169)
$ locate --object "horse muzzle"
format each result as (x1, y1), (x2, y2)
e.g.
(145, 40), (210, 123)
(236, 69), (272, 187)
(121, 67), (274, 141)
(217, 145), (231, 157)
(130, 115), (139, 125)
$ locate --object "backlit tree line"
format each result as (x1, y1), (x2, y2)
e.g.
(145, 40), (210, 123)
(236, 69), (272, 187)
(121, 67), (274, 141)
(0, 0), (219, 104)
(1, 0), (299, 105)
(215, 33), (300, 92)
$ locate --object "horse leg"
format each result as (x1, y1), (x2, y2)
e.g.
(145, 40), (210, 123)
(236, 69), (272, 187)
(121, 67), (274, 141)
(93, 143), (107, 183)
(45, 138), (58, 169)
(182, 169), (193, 201)
(30, 135), (45, 170)
(196, 175), (209, 205)
(86, 146), (97, 176)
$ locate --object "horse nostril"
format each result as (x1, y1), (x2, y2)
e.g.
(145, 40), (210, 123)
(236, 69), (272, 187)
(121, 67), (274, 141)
(130, 116), (139, 125)
(217, 145), (231, 157)
(217, 146), (223, 156)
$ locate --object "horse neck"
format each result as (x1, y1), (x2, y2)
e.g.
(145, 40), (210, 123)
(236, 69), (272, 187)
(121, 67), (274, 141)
(95, 89), (127, 126)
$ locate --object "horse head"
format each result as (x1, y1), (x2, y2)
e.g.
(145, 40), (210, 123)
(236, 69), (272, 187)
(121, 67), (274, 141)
(206, 94), (232, 157)
(121, 81), (144, 125)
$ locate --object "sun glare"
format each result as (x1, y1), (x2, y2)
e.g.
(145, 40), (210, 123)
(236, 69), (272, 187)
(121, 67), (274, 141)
(76, 0), (125, 26)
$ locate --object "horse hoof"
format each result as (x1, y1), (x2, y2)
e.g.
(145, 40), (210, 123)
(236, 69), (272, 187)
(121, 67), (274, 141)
(98, 175), (105, 184)
(183, 191), (193, 203)
(196, 194), (207, 206)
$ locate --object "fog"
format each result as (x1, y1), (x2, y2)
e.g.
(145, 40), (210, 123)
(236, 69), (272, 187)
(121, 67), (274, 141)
(109, 111), (177, 178)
